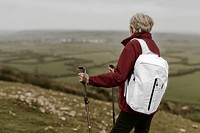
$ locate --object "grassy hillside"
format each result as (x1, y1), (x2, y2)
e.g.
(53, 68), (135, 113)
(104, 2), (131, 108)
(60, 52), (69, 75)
(0, 81), (200, 133)
(1, 31), (200, 132)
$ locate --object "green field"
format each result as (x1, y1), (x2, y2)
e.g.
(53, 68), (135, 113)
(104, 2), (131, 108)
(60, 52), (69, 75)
(166, 72), (200, 104)
(1, 31), (200, 104)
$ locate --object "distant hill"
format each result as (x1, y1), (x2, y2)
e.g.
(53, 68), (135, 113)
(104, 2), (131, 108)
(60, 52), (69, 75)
(0, 80), (200, 133)
(0, 30), (200, 44)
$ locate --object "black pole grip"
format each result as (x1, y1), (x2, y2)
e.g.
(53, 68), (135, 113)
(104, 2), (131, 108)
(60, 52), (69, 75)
(109, 64), (115, 69)
(78, 66), (86, 73)
(78, 66), (87, 84)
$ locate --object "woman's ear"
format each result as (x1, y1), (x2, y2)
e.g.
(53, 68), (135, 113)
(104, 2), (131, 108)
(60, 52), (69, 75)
(130, 26), (135, 35)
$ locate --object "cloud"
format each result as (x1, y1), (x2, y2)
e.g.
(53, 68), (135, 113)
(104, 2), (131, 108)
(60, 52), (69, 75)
(0, 0), (199, 34)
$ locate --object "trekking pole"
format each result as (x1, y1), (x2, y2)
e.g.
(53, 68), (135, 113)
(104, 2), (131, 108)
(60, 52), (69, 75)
(111, 85), (115, 126)
(109, 64), (115, 126)
(78, 66), (92, 133)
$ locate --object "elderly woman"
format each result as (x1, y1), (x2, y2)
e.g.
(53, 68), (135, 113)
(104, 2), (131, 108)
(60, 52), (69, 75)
(78, 13), (160, 133)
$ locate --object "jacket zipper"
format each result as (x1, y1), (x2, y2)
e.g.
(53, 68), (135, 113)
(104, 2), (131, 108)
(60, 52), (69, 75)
(148, 78), (157, 111)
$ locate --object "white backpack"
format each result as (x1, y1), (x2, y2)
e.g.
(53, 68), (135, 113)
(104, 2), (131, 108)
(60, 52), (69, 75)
(124, 38), (168, 114)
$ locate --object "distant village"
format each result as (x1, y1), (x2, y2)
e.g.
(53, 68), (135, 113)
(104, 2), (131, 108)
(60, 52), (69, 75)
(60, 38), (105, 44)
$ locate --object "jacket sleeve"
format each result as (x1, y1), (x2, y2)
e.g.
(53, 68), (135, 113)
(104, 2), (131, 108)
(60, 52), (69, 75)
(89, 41), (140, 88)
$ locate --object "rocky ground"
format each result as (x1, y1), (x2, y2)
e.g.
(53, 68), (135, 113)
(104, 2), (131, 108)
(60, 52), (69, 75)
(0, 81), (115, 132)
(0, 81), (200, 133)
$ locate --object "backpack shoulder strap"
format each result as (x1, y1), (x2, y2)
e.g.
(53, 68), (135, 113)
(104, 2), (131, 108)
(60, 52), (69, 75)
(132, 38), (153, 54)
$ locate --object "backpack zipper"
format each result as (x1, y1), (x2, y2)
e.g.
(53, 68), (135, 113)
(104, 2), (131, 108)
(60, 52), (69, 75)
(148, 78), (158, 111)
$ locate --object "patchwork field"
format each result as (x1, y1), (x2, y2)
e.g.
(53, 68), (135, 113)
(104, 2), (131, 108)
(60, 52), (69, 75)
(0, 31), (200, 125)
(0, 31), (200, 103)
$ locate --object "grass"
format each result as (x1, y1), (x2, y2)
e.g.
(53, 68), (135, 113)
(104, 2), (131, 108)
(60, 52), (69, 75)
(164, 72), (200, 104)
(8, 61), (72, 75)
(0, 31), (200, 129)
(0, 99), (63, 133)
(151, 111), (200, 133)
(67, 52), (116, 65)
(0, 81), (200, 133)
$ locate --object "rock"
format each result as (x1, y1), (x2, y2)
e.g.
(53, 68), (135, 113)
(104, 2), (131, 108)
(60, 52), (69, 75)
(97, 123), (106, 130)
(71, 125), (80, 132)
(192, 124), (198, 129)
(101, 120), (108, 126)
(103, 107), (107, 111)
(18, 94), (25, 101)
(181, 106), (190, 111)
(57, 111), (64, 117)
(37, 96), (47, 106)
(67, 111), (76, 117)
(59, 116), (66, 121)
(63, 97), (67, 100)
(179, 128), (186, 132)
(48, 105), (56, 114)
(72, 128), (78, 131)
(9, 111), (16, 116)
(80, 103), (85, 108)
(39, 107), (46, 113)
(59, 107), (70, 111)
(45, 126), (53, 131)
(78, 113), (83, 116)
(106, 111), (111, 116)
(25, 92), (34, 97)
(17, 91), (22, 94)
(0, 92), (7, 97)
(73, 98), (78, 102)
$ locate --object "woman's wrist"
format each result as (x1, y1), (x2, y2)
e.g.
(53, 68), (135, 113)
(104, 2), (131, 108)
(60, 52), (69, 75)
(86, 76), (89, 85)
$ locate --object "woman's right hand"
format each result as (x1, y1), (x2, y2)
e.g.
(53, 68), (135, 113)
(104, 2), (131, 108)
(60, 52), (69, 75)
(78, 72), (89, 84)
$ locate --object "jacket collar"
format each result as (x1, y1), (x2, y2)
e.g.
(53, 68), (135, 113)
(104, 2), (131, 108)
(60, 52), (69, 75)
(121, 32), (152, 46)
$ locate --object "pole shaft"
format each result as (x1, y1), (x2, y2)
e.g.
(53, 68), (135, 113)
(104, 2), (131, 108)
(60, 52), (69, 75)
(82, 84), (92, 133)
(112, 87), (115, 126)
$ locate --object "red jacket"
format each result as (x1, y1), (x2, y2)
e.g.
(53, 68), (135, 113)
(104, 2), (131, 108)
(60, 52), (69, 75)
(89, 32), (160, 115)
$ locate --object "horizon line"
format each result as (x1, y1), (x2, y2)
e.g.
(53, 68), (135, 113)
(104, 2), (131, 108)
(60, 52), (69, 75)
(0, 29), (199, 36)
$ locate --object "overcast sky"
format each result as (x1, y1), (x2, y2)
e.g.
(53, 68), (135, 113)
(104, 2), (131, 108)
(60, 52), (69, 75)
(0, 0), (200, 34)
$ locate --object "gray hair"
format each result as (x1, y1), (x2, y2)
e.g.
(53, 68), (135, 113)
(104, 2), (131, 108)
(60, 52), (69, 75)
(130, 13), (154, 33)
